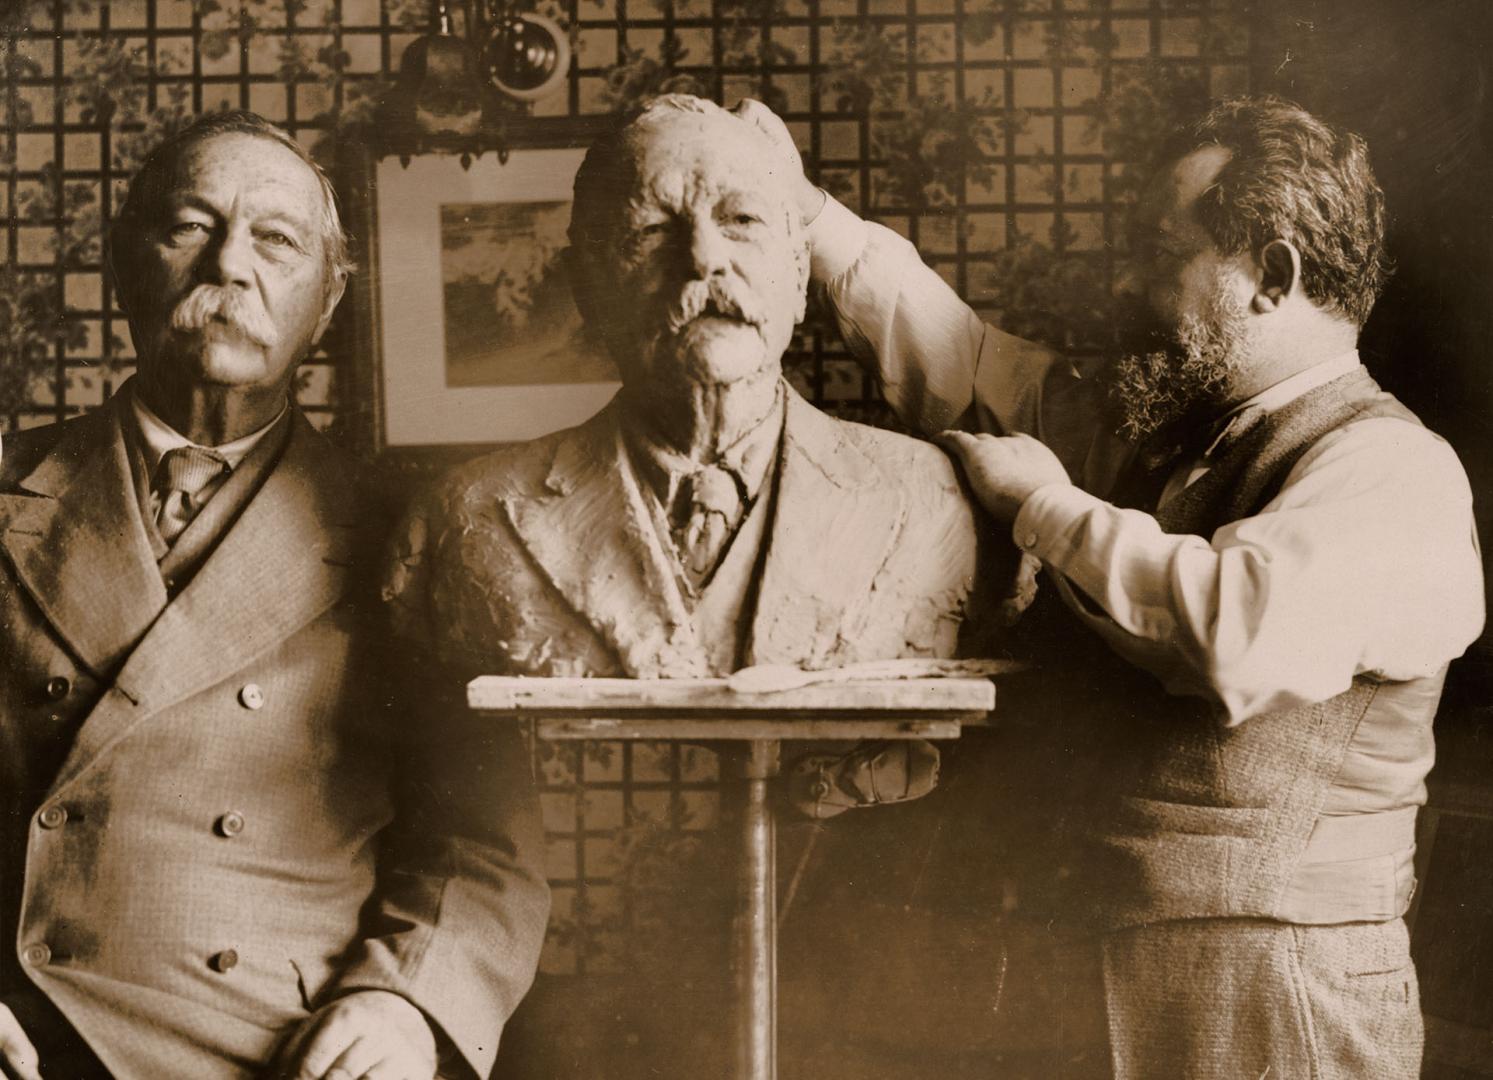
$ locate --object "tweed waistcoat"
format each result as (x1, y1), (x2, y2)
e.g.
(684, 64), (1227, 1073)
(1045, 369), (1443, 931)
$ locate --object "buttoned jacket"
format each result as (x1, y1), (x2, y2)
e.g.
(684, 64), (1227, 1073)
(0, 395), (549, 1079)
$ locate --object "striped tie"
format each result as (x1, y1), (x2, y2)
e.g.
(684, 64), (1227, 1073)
(153, 446), (230, 544)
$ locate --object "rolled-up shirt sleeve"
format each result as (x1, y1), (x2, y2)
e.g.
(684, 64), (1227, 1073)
(810, 195), (1093, 468)
(1013, 417), (1485, 723)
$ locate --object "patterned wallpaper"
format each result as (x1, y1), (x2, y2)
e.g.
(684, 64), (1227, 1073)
(1, 0), (1253, 977)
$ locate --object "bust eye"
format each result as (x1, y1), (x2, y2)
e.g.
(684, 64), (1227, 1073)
(729, 213), (762, 228)
(638, 222), (670, 238)
(166, 221), (208, 242)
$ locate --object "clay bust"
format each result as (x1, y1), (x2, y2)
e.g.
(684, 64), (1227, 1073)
(379, 89), (1022, 1076)
(385, 95), (1015, 684)
(385, 94), (1007, 681)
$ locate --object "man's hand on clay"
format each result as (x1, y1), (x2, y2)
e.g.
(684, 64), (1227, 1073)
(0, 1004), (41, 1080)
(731, 98), (826, 226)
(274, 990), (438, 1080)
(937, 430), (1071, 523)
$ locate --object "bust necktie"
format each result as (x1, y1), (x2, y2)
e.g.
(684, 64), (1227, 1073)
(671, 465), (746, 589)
(153, 445), (231, 544)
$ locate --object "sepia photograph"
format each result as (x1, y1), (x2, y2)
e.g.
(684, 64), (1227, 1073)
(1, 0), (1491, 1078)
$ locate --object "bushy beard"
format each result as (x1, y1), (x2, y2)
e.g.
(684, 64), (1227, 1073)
(1105, 282), (1250, 445)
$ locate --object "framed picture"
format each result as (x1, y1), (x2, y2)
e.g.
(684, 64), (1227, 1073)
(345, 118), (619, 461)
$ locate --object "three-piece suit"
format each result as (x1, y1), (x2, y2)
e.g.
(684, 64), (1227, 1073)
(0, 389), (549, 1079)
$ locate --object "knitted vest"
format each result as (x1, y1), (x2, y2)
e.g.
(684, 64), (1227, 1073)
(1053, 369), (1442, 930)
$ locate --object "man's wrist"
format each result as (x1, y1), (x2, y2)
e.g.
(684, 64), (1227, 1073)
(806, 193), (870, 283)
(1010, 482), (1089, 561)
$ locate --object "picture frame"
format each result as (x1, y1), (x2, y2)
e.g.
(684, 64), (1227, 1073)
(342, 117), (618, 466)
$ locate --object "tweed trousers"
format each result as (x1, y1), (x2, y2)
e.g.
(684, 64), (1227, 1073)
(993, 918), (1422, 1080)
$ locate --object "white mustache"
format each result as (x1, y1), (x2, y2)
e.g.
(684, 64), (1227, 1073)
(665, 279), (765, 334)
(170, 286), (279, 348)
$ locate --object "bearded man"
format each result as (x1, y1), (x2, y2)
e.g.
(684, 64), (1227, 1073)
(0, 111), (548, 1080)
(742, 95), (1485, 1076)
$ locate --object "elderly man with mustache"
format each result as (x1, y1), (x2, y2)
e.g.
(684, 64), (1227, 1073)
(0, 111), (548, 1080)
(742, 95), (1485, 1077)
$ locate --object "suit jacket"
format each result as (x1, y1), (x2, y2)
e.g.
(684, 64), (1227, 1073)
(0, 394), (549, 1079)
(384, 383), (994, 680)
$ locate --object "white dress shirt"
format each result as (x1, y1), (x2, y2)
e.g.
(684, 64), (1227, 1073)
(131, 389), (289, 543)
(809, 194), (1485, 726)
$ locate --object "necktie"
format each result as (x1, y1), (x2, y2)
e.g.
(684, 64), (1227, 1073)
(153, 446), (230, 544)
(671, 465), (745, 589)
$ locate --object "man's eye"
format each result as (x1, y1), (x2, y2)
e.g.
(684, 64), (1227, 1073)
(258, 231), (296, 248)
(167, 221), (207, 241)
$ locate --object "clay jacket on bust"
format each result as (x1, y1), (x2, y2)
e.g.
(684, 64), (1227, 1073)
(383, 380), (997, 683)
(0, 387), (550, 1080)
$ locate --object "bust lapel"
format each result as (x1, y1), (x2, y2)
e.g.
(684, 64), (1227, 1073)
(747, 389), (907, 668)
(498, 405), (705, 677)
(0, 399), (167, 678)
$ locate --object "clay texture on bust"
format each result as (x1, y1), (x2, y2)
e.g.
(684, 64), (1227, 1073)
(385, 95), (1017, 679)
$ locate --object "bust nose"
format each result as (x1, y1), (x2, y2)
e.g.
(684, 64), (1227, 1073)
(687, 218), (729, 280)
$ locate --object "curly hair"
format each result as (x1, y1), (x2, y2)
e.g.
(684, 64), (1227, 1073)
(1171, 96), (1390, 327)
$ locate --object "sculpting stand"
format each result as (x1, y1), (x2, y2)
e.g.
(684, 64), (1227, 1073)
(468, 675), (996, 1080)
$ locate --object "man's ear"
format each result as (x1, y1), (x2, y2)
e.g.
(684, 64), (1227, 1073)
(311, 269), (349, 345)
(564, 245), (600, 327)
(1253, 238), (1300, 314)
(106, 221), (135, 318)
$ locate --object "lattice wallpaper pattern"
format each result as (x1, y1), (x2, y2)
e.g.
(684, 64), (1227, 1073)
(2, 0), (1253, 975)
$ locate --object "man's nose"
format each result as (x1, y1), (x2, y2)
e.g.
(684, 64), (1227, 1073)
(687, 218), (730, 280)
(200, 227), (254, 288)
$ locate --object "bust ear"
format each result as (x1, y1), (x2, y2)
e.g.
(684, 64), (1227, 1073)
(792, 236), (809, 326)
(1253, 238), (1301, 314)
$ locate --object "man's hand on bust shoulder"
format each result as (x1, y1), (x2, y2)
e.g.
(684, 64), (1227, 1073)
(937, 431), (1071, 523)
(0, 1004), (41, 1080)
(731, 98), (827, 226)
(272, 989), (438, 1080)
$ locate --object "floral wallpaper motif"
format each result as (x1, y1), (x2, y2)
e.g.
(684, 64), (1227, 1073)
(2, 0), (1247, 431)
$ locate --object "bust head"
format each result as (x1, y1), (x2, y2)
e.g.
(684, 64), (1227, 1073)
(566, 95), (810, 405)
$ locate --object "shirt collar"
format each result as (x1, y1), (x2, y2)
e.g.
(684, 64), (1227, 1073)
(1200, 350), (1363, 458)
(625, 383), (786, 508)
(129, 384), (288, 474)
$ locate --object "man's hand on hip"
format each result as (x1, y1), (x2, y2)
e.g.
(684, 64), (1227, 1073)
(0, 1004), (40, 1080)
(937, 430), (1071, 523)
(274, 990), (438, 1080)
(730, 98), (827, 226)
